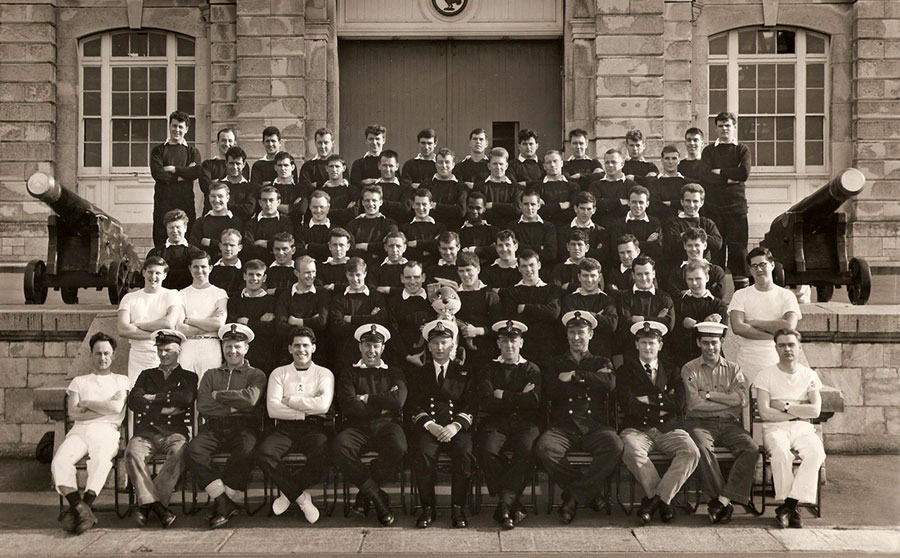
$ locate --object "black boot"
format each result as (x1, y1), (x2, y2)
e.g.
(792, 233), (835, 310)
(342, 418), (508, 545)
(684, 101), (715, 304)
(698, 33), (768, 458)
(370, 489), (394, 527)
(637, 495), (660, 525)
(209, 494), (239, 529)
(73, 501), (98, 535)
(151, 502), (177, 528)
(451, 505), (468, 529)
(416, 506), (435, 528)
(493, 491), (515, 530)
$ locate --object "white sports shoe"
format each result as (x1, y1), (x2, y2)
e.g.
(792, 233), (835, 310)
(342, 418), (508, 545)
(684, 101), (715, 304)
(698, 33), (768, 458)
(272, 492), (291, 516)
(297, 490), (320, 524)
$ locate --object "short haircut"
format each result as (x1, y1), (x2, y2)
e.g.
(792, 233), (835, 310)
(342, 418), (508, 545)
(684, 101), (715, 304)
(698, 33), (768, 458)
(310, 189), (331, 203)
(273, 151), (294, 165)
(258, 185), (281, 200)
(361, 184), (383, 198)
(632, 255), (655, 270)
(169, 110), (190, 125)
(208, 181), (230, 194)
(329, 227), (353, 243)
(616, 234), (639, 249)
(380, 149), (399, 163)
(220, 228), (242, 242)
(417, 128), (436, 141)
(314, 127), (333, 140)
(568, 128), (589, 140)
(573, 191), (597, 206)
(364, 124), (386, 138)
(345, 256), (367, 274)
(262, 126), (282, 141)
(568, 229), (590, 244)
(294, 255), (316, 270)
(456, 252), (481, 269)
(163, 209), (188, 225)
(438, 231), (460, 246)
(543, 149), (563, 161)
(469, 128), (486, 139)
(414, 188), (433, 201)
(625, 129), (644, 143)
(435, 147), (454, 160)
(495, 229), (518, 244)
(518, 129), (538, 143)
(715, 112), (737, 125)
(383, 231), (407, 245)
(681, 183), (705, 199)
(142, 255), (168, 273)
(488, 147), (509, 161)
(681, 227), (707, 244)
(685, 127), (704, 138)
(520, 186), (541, 201)
(216, 127), (236, 141)
(578, 257), (603, 274)
(604, 148), (623, 159)
(684, 260), (710, 276)
(325, 153), (345, 165)
(518, 248), (540, 263)
(661, 144), (680, 156)
(89, 331), (117, 352)
(467, 190), (486, 203)
(244, 259), (266, 272)
(272, 231), (295, 246)
(403, 260), (423, 273)
(628, 185), (650, 199)
(747, 246), (775, 265)
(290, 325), (317, 345)
(773, 328), (802, 343)
(225, 145), (247, 163)
(188, 247), (210, 264)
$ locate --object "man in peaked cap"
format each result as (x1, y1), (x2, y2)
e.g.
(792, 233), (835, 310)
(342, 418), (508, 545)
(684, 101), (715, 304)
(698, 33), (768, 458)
(680, 322), (758, 524)
(475, 319), (542, 530)
(332, 322), (407, 527)
(534, 311), (623, 524)
(184, 322), (266, 529)
(408, 319), (478, 529)
(125, 329), (198, 528)
(616, 320), (699, 525)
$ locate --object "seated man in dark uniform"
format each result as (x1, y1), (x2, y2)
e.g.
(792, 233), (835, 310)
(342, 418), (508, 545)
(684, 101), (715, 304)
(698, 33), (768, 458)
(331, 324), (408, 527)
(408, 320), (477, 529)
(475, 320), (542, 530)
(535, 311), (623, 524)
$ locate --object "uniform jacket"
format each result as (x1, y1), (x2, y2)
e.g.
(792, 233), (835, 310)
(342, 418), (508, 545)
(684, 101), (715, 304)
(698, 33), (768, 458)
(615, 359), (685, 430)
(408, 359), (477, 431)
(475, 358), (542, 424)
(546, 351), (615, 434)
(128, 364), (198, 438)
(337, 363), (408, 425)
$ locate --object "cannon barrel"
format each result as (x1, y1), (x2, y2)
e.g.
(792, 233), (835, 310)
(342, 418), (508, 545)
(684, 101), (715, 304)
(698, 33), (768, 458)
(783, 168), (866, 222)
(26, 172), (115, 234)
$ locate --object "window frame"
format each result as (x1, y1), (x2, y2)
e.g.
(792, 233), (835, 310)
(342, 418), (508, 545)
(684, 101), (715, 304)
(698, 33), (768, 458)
(708, 27), (830, 176)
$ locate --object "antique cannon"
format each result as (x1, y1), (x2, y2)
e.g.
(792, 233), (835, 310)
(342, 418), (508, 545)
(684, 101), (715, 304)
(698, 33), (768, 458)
(759, 168), (871, 304)
(23, 172), (142, 304)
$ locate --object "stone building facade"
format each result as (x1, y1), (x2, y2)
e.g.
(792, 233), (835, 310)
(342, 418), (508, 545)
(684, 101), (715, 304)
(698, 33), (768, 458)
(0, 0), (897, 266)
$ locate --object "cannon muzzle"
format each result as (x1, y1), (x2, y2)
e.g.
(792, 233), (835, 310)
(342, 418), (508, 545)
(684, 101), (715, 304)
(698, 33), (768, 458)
(784, 168), (865, 221)
(27, 172), (111, 234)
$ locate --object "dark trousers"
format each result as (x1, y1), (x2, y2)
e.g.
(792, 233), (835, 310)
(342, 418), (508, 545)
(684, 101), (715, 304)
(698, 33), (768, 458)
(185, 425), (258, 492)
(684, 417), (759, 504)
(256, 421), (330, 502)
(534, 425), (624, 503)
(708, 210), (749, 279)
(476, 419), (539, 497)
(331, 418), (407, 493)
(411, 429), (475, 507)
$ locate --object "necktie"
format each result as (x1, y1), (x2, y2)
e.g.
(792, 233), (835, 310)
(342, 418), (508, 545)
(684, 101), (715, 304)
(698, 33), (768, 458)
(438, 365), (445, 385)
(644, 363), (653, 380)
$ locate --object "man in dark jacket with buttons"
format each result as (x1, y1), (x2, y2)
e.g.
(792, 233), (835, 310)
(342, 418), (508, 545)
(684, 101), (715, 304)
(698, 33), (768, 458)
(408, 319), (477, 529)
(617, 321), (699, 525)
(534, 311), (623, 524)
(125, 329), (198, 528)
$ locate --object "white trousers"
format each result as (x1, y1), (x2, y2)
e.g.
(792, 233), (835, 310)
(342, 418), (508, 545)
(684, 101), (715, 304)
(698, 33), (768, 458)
(128, 346), (159, 387)
(51, 423), (120, 496)
(762, 421), (825, 504)
(179, 338), (222, 381)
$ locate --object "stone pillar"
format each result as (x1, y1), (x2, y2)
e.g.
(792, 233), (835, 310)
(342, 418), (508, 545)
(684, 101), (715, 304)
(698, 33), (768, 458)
(662, 0), (693, 146)
(234, 0), (307, 160)
(0, 2), (56, 263)
(564, 0), (596, 156)
(850, 0), (900, 268)
(209, 0), (238, 133)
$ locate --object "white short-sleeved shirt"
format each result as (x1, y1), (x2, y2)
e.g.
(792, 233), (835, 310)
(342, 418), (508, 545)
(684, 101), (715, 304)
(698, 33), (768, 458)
(67, 372), (131, 426)
(752, 363), (822, 402)
(727, 285), (801, 380)
(181, 284), (228, 333)
(118, 288), (183, 352)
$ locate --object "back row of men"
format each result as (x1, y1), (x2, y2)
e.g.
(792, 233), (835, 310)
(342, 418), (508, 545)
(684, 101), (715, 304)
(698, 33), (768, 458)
(151, 111), (752, 290)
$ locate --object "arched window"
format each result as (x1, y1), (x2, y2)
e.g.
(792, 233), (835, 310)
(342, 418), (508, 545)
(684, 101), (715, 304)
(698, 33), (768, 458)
(79, 30), (196, 173)
(708, 28), (828, 172)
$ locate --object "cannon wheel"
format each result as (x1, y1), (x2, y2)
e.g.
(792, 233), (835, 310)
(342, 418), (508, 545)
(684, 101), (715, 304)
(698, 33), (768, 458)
(772, 262), (786, 287)
(61, 287), (79, 304)
(814, 282), (834, 303)
(848, 258), (872, 305)
(107, 259), (130, 304)
(24, 260), (49, 304)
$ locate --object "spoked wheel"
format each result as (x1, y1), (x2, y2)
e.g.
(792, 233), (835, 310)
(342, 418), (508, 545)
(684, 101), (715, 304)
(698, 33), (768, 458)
(24, 259), (48, 304)
(61, 287), (79, 304)
(814, 282), (834, 303)
(848, 258), (872, 305)
(107, 258), (131, 304)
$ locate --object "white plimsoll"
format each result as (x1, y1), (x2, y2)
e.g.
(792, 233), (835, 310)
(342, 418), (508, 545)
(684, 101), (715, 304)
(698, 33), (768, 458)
(298, 490), (320, 524)
(272, 491), (291, 516)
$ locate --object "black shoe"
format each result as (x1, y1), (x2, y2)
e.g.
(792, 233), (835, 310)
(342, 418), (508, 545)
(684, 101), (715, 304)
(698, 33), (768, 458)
(59, 507), (77, 533)
(715, 502), (734, 524)
(493, 503), (514, 531)
(788, 508), (803, 529)
(154, 505), (177, 528)
(451, 505), (468, 529)
(349, 492), (371, 517)
(558, 492), (578, 525)
(637, 496), (659, 525)
(589, 494), (608, 513)
(510, 501), (528, 525)
(73, 501), (98, 535)
(209, 495), (239, 529)
(659, 500), (675, 523)
(371, 490), (394, 527)
(416, 506), (435, 529)
(774, 504), (791, 529)
(133, 505), (149, 527)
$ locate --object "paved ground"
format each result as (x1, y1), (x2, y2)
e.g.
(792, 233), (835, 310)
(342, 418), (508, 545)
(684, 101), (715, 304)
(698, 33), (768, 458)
(0, 455), (897, 555)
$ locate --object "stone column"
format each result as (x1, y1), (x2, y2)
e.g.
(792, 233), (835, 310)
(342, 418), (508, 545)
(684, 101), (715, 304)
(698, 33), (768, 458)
(662, 0), (693, 146)
(209, 0), (238, 133)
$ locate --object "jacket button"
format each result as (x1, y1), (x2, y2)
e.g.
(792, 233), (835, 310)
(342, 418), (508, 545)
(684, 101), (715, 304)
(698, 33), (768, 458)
(568, 410), (573, 414)
(587, 410), (591, 414)
(568, 398), (573, 402)
(586, 397), (591, 401)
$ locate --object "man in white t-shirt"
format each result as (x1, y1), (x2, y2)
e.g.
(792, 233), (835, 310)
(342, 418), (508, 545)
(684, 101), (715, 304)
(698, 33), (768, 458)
(753, 328), (825, 529)
(52, 332), (131, 535)
(727, 247), (801, 383)
(118, 256), (183, 385)
(177, 249), (228, 380)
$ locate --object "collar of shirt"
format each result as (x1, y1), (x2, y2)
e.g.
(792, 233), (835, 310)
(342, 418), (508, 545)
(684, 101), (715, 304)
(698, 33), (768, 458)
(324, 257), (348, 265)
(166, 137), (188, 147)
(461, 219), (490, 228)
(486, 175), (513, 184)
(344, 285), (370, 296)
(620, 263), (631, 274)
(625, 213), (650, 223)
(323, 179), (349, 188)
(410, 216), (436, 224)
(632, 284), (656, 295)
(292, 283), (317, 295)
(638, 358), (659, 377)
(241, 288), (267, 298)
(660, 172), (685, 179)
(433, 359), (450, 380)
(382, 257), (408, 266)
(492, 259), (518, 269)
(683, 289), (714, 299)
(516, 278), (547, 287)
(517, 154), (539, 163)
(214, 258), (242, 269)
(543, 175), (568, 183)
(222, 360), (252, 373)
(376, 177), (400, 186)
(563, 258), (583, 265)
(625, 156), (647, 162)
(460, 280), (487, 292)
(677, 211), (700, 219)
(570, 217), (595, 229)
(225, 176), (249, 184)
(364, 151), (381, 158)
(402, 288), (427, 300)
(574, 286), (608, 296)
(309, 218), (331, 228)
(680, 259), (710, 268)
(714, 138), (738, 146)
(270, 261), (293, 268)
(567, 154), (590, 161)
(205, 209), (234, 218)
(518, 214), (544, 224)
(353, 359), (388, 369)
(257, 212), (281, 221)
(602, 175), (624, 182)
(415, 153), (436, 161)
(355, 212), (385, 219)
(699, 356), (728, 372)
(158, 362), (179, 374)
(165, 238), (189, 248)
(437, 259), (455, 266)
(493, 355), (527, 365)
(431, 173), (458, 182)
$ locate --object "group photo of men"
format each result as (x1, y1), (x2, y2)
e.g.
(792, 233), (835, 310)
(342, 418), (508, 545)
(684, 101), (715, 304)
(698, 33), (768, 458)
(49, 113), (827, 538)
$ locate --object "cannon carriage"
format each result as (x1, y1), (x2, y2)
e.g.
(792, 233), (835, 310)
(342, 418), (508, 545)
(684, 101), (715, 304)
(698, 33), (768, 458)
(759, 168), (871, 305)
(23, 172), (142, 305)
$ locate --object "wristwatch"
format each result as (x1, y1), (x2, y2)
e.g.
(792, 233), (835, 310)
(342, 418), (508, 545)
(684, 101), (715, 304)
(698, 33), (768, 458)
(783, 401), (791, 412)
(705, 392), (711, 401)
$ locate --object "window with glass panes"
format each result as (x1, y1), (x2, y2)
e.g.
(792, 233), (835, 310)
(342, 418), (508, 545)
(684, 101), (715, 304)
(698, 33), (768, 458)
(708, 28), (828, 171)
(79, 31), (196, 173)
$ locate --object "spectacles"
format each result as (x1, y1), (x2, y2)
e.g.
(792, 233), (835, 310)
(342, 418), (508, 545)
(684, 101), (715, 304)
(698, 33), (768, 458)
(749, 262), (771, 270)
